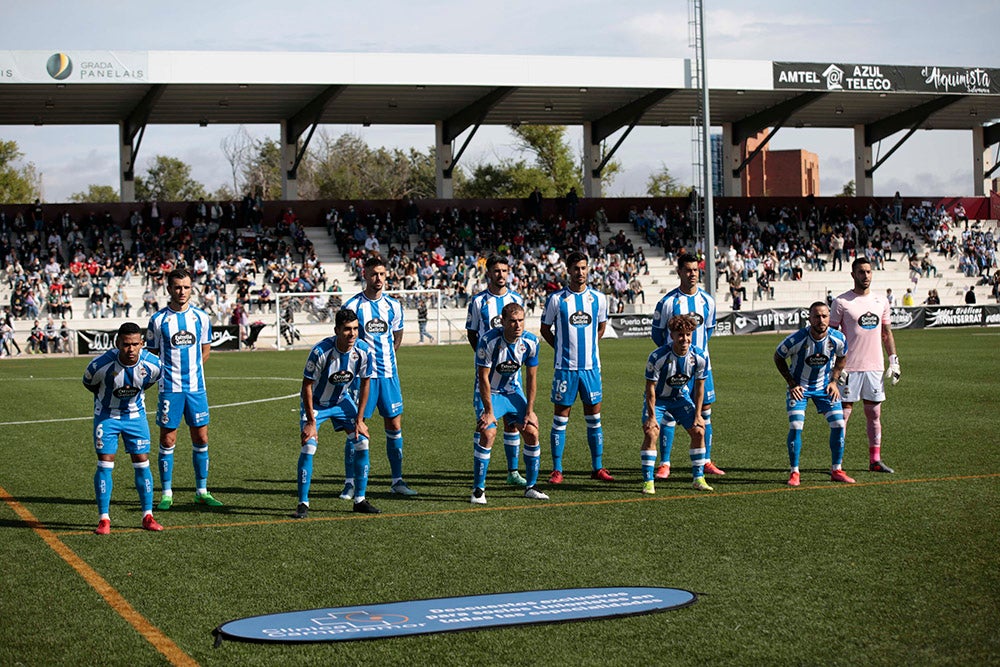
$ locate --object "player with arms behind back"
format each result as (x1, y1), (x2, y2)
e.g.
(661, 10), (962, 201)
(146, 268), (221, 509)
(83, 322), (163, 534)
(641, 315), (712, 493)
(774, 302), (853, 486)
(471, 303), (547, 504)
(830, 257), (900, 473)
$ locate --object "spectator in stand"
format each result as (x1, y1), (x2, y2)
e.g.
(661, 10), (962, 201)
(112, 286), (131, 317)
(965, 286), (977, 304)
(924, 289), (940, 305)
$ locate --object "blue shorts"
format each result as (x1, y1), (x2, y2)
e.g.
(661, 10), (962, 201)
(642, 398), (699, 431)
(551, 368), (603, 407)
(302, 400), (360, 434)
(360, 376), (404, 419)
(94, 416), (152, 455)
(157, 391), (210, 429)
(786, 390), (842, 421)
(475, 392), (529, 430)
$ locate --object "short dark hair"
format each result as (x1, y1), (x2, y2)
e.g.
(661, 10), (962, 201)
(167, 268), (192, 285)
(851, 256), (871, 271)
(116, 321), (143, 344)
(808, 301), (828, 314)
(335, 308), (359, 329)
(486, 254), (508, 270)
(566, 251), (588, 266)
(678, 253), (699, 267)
(364, 255), (386, 271)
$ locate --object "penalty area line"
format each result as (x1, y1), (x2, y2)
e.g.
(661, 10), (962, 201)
(52, 472), (1000, 537)
(0, 484), (198, 667)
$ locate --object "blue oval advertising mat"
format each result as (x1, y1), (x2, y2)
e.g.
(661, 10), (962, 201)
(213, 586), (697, 645)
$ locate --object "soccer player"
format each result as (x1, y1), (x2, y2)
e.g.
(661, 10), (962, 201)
(83, 322), (163, 534)
(650, 253), (725, 481)
(640, 314), (713, 493)
(466, 254), (527, 487)
(342, 256), (417, 497)
(296, 309), (379, 517)
(774, 302), (853, 486)
(830, 256), (900, 473)
(146, 268), (221, 509)
(472, 303), (547, 504)
(540, 251), (613, 483)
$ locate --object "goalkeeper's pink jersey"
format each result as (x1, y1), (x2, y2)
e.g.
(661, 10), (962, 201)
(830, 290), (890, 373)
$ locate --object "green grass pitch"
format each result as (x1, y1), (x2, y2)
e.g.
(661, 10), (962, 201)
(1, 328), (998, 665)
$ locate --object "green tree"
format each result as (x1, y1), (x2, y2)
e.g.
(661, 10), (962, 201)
(242, 138), (286, 200)
(135, 155), (207, 201)
(510, 125), (579, 196)
(645, 164), (688, 197)
(69, 184), (120, 203)
(838, 179), (856, 197)
(0, 140), (41, 204)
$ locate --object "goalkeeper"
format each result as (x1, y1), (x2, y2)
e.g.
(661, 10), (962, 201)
(830, 257), (901, 474)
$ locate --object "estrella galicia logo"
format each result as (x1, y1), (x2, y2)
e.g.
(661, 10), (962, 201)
(329, 370), (354, 384)
(112, 386), (141, 399)
(365, 319), (388, 335)
(171, 330), (196, 346)
(496, 360), (520, 374)
(689, 313), (705, 327)
(857, 312), (879, 330)
(805, 353), (830, 367)
(569, 311), (592, 326)
(490, 315), (502, 329)
(667, 372), (691, 387)
(47, 53), (73, 80)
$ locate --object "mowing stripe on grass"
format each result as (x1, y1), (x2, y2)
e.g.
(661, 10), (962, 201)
(51, 472), (1000, 537)
(0, 393), (299, 426)
(0, 484), (199, 667)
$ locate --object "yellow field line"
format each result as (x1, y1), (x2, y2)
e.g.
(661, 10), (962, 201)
(49, 472), (1000, 537)
(0, 484), (199, 667)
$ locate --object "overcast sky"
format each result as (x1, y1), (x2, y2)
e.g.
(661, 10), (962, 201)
(2, 0), (997, 201)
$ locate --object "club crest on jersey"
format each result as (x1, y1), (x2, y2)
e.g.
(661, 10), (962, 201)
(490, 315), (503, 329)
(858, 312), (879, 329)
(329, 370), (355, 384)
(113, 386), (141, 399)
(171, 330), (196, 346)
(667, 373), (691, 387)
(365, 318), (389, 334)
(569, 311), (592, 326)
(806, 353), (830, 367)
(497, 360), (520, 374)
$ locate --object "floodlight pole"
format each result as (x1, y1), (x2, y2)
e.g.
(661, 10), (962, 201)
(697, 0), (716, 298)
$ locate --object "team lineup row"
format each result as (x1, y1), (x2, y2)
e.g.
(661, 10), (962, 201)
(82, 252), (900, 532)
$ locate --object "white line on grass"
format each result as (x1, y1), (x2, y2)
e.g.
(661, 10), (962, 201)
(0, 393), (299, 426)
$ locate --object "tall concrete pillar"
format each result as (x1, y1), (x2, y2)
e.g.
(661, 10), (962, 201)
(853, 125), (873, 196)
(581, 122), (603, 198)
(280, 121), (299, 201)
(972, 125), (992, 197)
(435, 121), (454, 199)
(721, 122), (742, 196)
(118, 124), (135, 203)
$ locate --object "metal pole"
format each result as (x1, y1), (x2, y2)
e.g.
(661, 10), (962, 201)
(698, 0), (716, 298)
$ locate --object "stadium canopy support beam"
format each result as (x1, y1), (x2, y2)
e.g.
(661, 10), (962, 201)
(119, 84), (165, 202)
(436, 87), (516, 195)
(583, 89), (675, 197)
(720, 123), (741, 195)
(975, 123), (1000, 191)
(864, 96), (966, 183)
(731, 92), (827, 146)
(281, 85), (345, 200)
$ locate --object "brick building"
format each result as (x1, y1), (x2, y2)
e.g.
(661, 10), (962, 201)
(742, 131), (820, 196)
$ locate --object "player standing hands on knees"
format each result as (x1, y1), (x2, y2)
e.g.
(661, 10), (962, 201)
(830, 257), (899, 473)
(146, 268), (221, 509)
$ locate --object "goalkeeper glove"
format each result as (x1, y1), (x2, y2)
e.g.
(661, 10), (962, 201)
(886, 354), (901, 385)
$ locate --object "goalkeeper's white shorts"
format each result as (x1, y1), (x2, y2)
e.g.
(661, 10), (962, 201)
(839, 370), (885, 403)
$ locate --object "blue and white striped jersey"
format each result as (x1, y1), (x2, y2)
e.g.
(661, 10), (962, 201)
(145, 305), (211, 393)
(303, 337), (374, 410)
(541, 287), (608, 371)
(475, 328), (539, 396)
(466, 288), (524, 337)
(775, 327), (848, 392)
(83, 349), (161, 419)
(342, 292), (403, 378)
(645, 344), (709, 403)
(651, 288), (716, 357)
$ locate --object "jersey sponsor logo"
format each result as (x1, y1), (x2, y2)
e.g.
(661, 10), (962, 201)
(806, 353), (830, 367)
(365, 318), (389, 334)
(112, 385), (141, 399)
(490, 315), (502, 329)
(329, 370), (355, 384)
(496, 360), (521, 374)
(858, 312), (880, 329)
(690, 313), (705, 327)
(569, 311), (592, 326)
(667, 372), (691, 387)
(171, 330), (196, 347)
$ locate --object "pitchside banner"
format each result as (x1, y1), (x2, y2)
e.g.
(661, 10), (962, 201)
(773, 62), (999, 95)
(76, 326), (241, 354)
(606, 313), (655, 338)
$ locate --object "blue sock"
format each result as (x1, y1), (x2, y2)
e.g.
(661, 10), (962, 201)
(352, 436), (371, 500)
(787, 428), (803, 469)
(343, 439), (355, 485)
(192, 443), (209, 492)
(659, 420), (675, 465)
(95, 460), (114, 516)
(550, 415), (568, 472)
(641, 450), (657, 482)
(828, 408), (846, 468)
(690, 446), (706, 478)
(385, 429), (403, 480)
(473, 444), (492, 489)
(503, 432), (520, 472)
(524, 443), (541, 487)
(585, 412), (604, 470)
(297, 440), (316, 504)
(702, 409), (713, 461)
(158, 446), (174, 494)
(133, 460), (153, 513)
